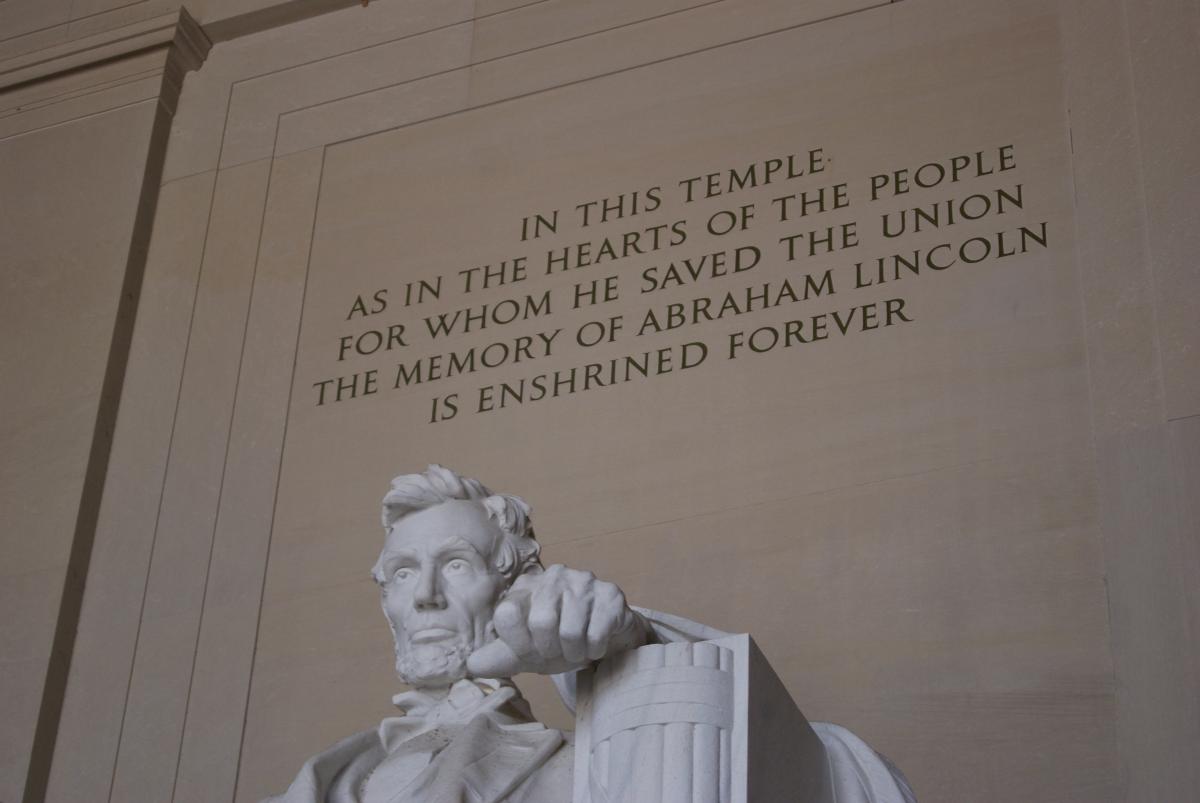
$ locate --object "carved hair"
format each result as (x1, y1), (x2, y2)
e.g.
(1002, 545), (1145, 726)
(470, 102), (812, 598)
(375, 464), (541, 582)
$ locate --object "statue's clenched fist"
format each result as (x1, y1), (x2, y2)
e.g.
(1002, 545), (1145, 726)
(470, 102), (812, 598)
(467, 564), (651, 678)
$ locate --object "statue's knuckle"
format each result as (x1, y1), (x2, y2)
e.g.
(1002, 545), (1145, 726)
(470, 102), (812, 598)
(528, 609), (557, 631)
(590, 611), (618, 636)
(494, 601), (520, 626)
(604, 585), (626, 607)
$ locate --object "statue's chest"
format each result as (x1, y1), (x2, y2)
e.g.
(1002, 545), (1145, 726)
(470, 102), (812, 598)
(361, 718), (568, 803)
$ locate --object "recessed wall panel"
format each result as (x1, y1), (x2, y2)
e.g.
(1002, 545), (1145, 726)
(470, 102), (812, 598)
(235, 7), (1117, 802)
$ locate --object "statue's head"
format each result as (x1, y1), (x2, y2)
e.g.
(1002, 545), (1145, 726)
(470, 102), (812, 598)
(371, 464), (542, 688)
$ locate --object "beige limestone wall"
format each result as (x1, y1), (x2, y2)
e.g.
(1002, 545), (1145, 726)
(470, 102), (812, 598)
(0, 0), (357, 68)
(0, 1), (1196, 803)
(1060, 1), (1200, 799)
(0, 76), (157, 803)
(0, 10), (205, 802)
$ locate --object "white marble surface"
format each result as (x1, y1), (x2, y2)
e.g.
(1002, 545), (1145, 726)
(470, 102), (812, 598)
(265, 467), (912, 802)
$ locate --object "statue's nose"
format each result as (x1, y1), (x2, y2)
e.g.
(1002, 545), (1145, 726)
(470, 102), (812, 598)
(413, 565), (445, 610)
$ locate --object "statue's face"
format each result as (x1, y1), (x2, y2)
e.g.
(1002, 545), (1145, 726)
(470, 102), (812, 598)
(376, 500), (508, 688)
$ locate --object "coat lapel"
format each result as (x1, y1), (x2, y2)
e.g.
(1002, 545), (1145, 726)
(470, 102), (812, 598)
(401, 716), (564, 803)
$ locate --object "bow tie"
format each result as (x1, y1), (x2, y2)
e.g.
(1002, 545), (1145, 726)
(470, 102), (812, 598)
(379, 678), (540, 752)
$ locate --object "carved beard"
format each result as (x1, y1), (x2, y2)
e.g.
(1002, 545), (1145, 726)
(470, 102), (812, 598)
(394, 636), (474, 688)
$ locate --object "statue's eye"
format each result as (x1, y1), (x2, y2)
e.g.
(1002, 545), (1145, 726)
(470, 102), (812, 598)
(392, 567), (415, 582)
(444, 559), (468, 573)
